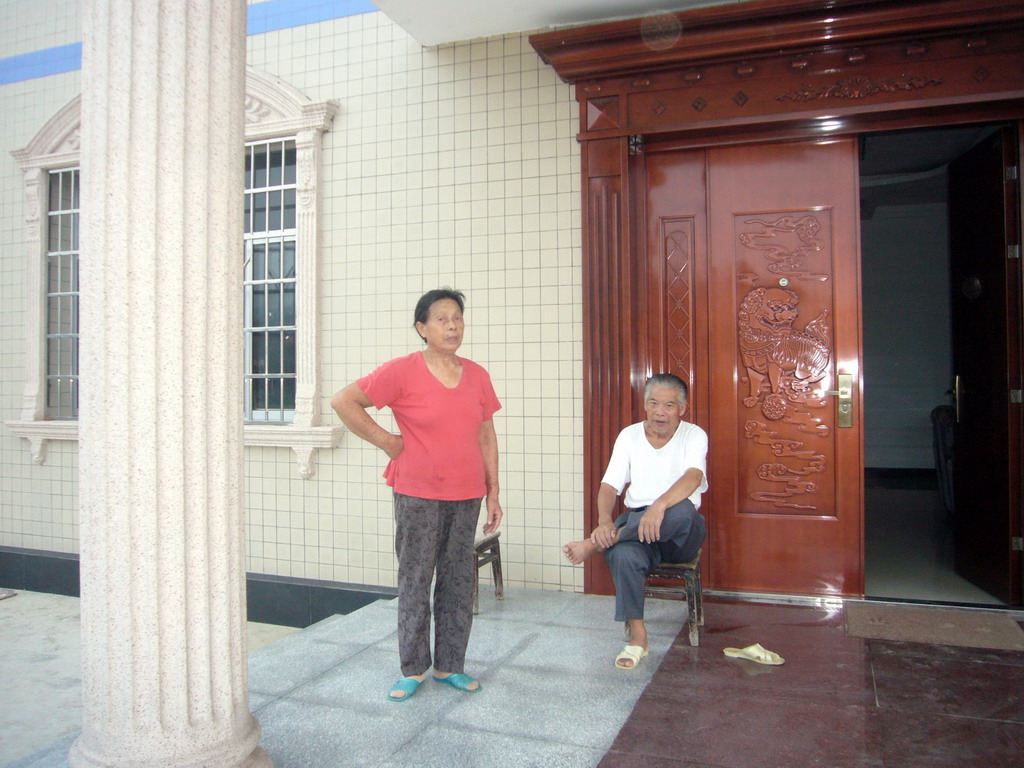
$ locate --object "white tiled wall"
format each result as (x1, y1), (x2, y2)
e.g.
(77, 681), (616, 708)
(0, 0), (83, 556)
(1, 0), (79, 60)
(1, 5), (586, 592)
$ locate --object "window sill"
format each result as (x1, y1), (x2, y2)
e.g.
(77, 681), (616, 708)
(6, 420), (344, 479)
(6, 420), (78, 465)
(244, 423), (345, 478)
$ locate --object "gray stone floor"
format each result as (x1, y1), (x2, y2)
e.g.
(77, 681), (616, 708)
(0, 590), (297, 766)
(4, 588), (685, 768)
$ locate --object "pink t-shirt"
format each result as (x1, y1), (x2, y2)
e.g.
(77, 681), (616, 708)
(357, 351), (501, 500)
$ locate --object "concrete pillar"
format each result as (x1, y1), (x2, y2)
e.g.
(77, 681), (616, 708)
(72, 2), (271, 766)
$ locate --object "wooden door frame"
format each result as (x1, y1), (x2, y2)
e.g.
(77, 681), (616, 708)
(530, 0), (1024, 595)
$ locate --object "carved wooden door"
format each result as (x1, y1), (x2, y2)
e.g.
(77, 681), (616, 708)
(703, 139), (863, 596)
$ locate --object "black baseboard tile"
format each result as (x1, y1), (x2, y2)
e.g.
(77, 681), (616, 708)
(0, 547), (395, 628)
(309, 581), (389, 625)
(0, 546), (80, 596)
(246, 576), (311, 628)
(0, 547), (25, 588)
(247, 572), (396, 628)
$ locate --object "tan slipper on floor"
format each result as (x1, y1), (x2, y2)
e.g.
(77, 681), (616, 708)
(722, 642), (785, 665)
(615, 644), (649, 669)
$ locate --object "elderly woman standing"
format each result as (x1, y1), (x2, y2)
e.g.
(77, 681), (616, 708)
(332, 288), (503, 701)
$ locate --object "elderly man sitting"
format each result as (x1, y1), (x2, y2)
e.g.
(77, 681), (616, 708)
(563, 373), (707, 669)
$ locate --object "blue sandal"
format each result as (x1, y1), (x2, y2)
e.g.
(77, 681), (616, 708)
(388, 677), (423, 702)
(432, 673), (481, 692)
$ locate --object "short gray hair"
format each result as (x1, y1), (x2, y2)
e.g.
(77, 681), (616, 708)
(643, 374), (688, 406)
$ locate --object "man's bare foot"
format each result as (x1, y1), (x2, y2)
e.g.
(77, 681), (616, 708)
(562, 539), (600, 564)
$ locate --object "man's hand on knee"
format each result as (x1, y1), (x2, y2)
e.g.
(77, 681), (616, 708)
(638, 505), (665, 543)
(590, 522), (618, 549)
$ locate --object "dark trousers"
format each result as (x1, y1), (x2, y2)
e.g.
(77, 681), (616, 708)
(603, 499), (706, 622)
(393, 492), (481, 677)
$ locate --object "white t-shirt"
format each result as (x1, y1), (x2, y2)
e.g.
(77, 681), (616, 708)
(601, 421), (709, 510)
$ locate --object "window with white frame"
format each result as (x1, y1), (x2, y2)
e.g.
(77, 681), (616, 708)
(9, 71), (340, 477)
(45, 168), (80, 420)
(244, 139), (297, 422)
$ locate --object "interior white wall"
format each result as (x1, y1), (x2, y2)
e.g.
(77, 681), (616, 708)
(861, 199), (952, 470)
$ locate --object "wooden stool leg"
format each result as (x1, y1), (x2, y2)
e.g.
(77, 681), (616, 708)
(472, 567), (480, 615)
(694, 566), (704, 626)
(491, 541), (504, 600)
(688, 620), (700, 646)
(683, 569), (700, 646)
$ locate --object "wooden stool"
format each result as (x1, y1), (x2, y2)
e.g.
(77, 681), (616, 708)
(625, 549), (703, 646)
(473, 532), (504, 614)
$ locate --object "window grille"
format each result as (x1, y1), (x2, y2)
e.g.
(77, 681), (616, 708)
(46, 168), (79, 420)
(11, 75), (338, 473)
(244, 140), (297, 422)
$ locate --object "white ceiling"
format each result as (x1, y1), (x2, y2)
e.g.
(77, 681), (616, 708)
(373, 0), (746, 47)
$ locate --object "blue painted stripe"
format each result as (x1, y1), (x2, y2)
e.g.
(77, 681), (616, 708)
(0, 43), (82, 86)
(0, 0), (379, 86)
(248, 0), (378, 35)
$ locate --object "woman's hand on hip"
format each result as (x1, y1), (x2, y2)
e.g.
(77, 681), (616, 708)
(483, 495), (503, 534)
(383, 434), (404, 460)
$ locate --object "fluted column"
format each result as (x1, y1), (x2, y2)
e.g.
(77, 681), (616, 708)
(72, 2), (271, 767)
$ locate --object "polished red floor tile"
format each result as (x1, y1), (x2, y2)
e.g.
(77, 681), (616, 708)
(604, 598), (1024, 768)
(613, 690), (884, 768)
(868, 637), (1024, 667)
(655, 636), (875, 707)
(867, 706), (1024, 768)
(870, 646), (1024, 721)
(599, 751), (728, 768)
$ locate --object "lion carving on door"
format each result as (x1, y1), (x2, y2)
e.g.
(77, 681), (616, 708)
(738, 286), (831, 419)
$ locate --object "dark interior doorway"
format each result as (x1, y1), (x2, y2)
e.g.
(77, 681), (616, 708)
(860, 123), (1019, 606)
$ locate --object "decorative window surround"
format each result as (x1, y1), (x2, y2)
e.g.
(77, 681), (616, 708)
(6, 419), (78, 465)
(7, 67), (342, 478)
(243, 423), (342, 480)
(7, 420), (343, 481)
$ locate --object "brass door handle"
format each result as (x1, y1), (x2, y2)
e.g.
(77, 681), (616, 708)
(825, 373), (854, 428)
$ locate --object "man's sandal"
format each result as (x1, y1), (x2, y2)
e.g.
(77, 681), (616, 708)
(615, 644), (649, 670)
(388, 677), (423, 701)
(722, 643), (785, 665)
(432, 673), (481, 692)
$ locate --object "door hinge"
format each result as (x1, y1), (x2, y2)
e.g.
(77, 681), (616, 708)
(1009, 245), (1021, 260)
(1013, 537), (1023, 552)
(628, 135), (644, 156)
(1011, 389), (1023, 404)
(1007, 165), (1019, 181)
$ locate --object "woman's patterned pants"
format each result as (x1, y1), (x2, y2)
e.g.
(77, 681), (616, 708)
(393, 492), (482, 677)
